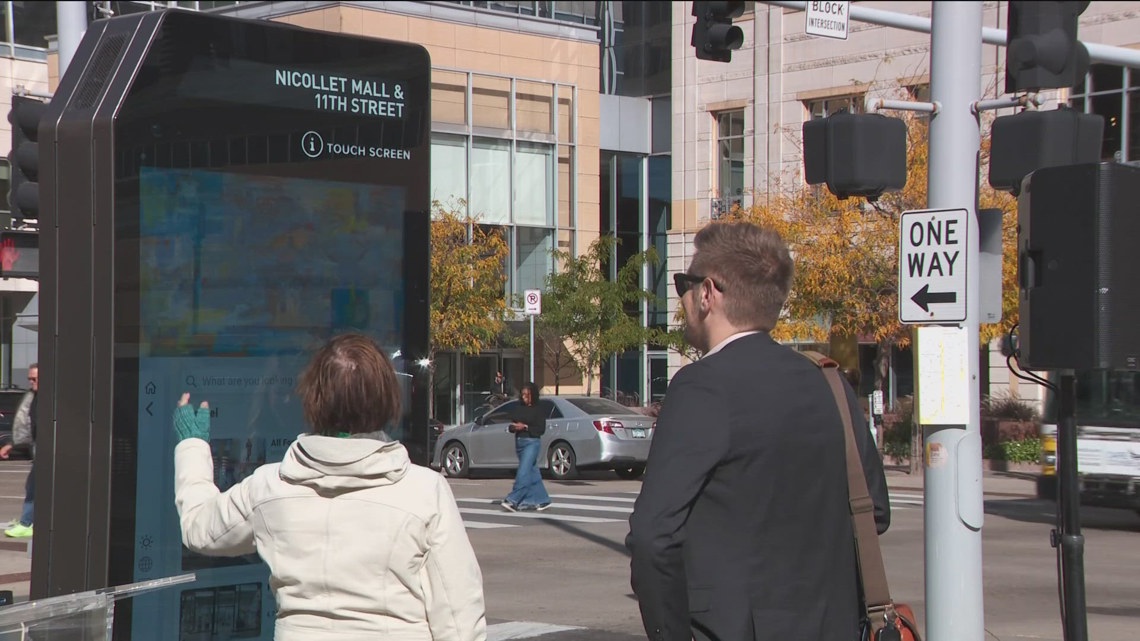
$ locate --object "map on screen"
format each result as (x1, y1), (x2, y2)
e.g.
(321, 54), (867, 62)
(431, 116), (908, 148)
(131, 168), (411, 640)
(138, 167), (406, 356)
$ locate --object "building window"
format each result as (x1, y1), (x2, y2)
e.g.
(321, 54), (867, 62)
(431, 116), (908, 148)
(428, 69), (573, 304)
(470, 138), (512, 224)
(716, 110), (745, 212)
(445, 1), (598, 26)
(1070, 64), (1138, 162)
(514, 142), (554, 226)
(515, 226), (553, 294)
(805, 94), (864, 120)
(601, 1), (671, 97)
(431, 134), (467, 209)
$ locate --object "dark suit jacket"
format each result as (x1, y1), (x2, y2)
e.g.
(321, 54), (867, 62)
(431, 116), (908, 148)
(627, 333), (890, 641)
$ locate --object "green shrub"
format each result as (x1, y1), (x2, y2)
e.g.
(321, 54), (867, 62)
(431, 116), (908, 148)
(983, 437), (1041, 463)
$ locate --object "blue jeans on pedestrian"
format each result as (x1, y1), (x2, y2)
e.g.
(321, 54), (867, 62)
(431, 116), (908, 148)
(19, 465), (33, 527)
(505, 437), (550, 508)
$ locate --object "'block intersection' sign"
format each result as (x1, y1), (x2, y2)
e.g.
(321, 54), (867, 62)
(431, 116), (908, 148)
(898, 208), (969, 324)
(805, 1), (850, 40)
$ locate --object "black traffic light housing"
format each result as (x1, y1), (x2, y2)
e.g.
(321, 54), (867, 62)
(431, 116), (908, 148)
(8, 94), (47, 222)
(1005, 1), (1090, 92)
(989, 107), (1103, 195)
(691, 1), (745, 62)
(803, 111), (908, 201)
(1017, 162), (1140, 370)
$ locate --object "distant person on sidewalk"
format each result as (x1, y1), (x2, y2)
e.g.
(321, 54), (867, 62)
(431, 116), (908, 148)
(2, 364), (37, 539)
(172, 334), (486, 641)
(626, 222), (890, 641)
(501, 382), (551, 512)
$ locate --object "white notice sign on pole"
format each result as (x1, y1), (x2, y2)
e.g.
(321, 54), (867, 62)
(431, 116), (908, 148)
(523, 289), (542, 315)
(898, 208), (969, 324)
(805, 1), (850, 40)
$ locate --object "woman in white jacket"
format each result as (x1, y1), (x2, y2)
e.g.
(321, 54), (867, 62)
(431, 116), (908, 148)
(173, 333), (487, 641)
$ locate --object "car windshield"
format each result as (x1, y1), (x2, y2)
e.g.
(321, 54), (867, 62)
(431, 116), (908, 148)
(566, 398), (644, 416)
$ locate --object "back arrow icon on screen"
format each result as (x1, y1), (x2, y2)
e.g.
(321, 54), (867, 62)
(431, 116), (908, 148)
(145, 402), (153, 417)
(911, 284), (957, 312)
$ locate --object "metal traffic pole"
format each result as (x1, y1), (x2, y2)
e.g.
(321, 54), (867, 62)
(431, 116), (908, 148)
(922, 4), (985, 640)
(56, 1), (88, 77)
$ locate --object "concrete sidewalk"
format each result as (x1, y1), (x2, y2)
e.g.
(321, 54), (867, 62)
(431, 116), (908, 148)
(886, 466), (1039, 498)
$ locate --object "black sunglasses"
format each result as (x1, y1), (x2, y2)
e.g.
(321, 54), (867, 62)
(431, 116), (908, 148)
(673, 272), (725, 297)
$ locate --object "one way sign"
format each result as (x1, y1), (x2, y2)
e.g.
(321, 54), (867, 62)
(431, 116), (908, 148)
(899, 208), (968, 324)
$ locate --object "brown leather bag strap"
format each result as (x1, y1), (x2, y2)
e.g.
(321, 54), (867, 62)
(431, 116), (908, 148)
(799, 351), (893, 610)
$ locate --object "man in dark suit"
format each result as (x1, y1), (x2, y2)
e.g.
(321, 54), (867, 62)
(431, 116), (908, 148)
(627, 222), (890, 641)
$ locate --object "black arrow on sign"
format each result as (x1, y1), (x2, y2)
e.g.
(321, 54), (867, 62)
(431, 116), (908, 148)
(911, 284), (957, 312)
(145, 402), (153, 417)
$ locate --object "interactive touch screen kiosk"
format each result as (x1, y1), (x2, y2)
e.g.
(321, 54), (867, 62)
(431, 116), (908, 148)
(35, 11), (430, 640)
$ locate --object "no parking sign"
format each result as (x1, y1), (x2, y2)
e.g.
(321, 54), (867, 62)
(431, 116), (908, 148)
(524, 289), (542, 315)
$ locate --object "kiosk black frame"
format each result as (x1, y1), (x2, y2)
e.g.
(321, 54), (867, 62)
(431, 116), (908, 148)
(35, 12), (430, 639)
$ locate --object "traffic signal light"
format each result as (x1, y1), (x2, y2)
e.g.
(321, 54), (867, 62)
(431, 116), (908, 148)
(7, 94), (46, 222)
(0, 229), (37, 279)
(988, 107), (1103, 195)
(1017, 162), (1140, 370)
(1005, 1), (1090, 92)
(691, 1), (745, 62)
(802, 112), (908, 201)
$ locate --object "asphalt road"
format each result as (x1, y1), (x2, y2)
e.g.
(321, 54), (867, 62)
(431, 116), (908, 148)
(1, 464), (1137, 640)
(447, 470), (1140, 641)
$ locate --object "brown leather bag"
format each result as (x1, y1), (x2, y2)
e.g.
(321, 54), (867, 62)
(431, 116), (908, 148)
(801, 352), (923, 641)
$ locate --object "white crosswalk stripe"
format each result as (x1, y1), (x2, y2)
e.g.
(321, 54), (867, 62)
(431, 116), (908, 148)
(548, 493), (637, 503)
(891, 492), (924, 508)
(487, 621), (585, 640)
(457, 491), (924, 529)
(455, 494), (634, 529)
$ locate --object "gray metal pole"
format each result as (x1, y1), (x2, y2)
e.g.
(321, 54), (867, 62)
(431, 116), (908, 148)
(925, 4), (985, 641)
(765, 0), (1140, 69)
(56, 1), (88, 79)
(529, 315), (535, 382)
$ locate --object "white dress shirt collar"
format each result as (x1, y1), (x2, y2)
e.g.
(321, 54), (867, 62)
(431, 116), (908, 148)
(703, 331), (760, 358)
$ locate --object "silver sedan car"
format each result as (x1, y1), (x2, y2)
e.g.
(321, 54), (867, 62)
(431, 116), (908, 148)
(431, 395), (655, 480)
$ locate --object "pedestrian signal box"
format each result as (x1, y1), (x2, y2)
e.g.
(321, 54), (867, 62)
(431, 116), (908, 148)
(34, 11), (430, 640)
(0, 229), (38, 279)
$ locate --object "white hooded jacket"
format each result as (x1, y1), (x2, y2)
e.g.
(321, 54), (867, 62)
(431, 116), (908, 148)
(175, 433), (487, 641)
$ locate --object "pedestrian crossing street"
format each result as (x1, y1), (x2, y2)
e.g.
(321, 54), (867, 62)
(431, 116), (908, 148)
(457, 491), (926, 530)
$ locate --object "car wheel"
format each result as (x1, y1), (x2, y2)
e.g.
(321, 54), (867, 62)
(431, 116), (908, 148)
(614, 464), (645, 480)
(547, 442), (579, 481)
(441, 442), (470, 479)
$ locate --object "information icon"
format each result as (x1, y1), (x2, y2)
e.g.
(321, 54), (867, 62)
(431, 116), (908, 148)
(301, 131), (324, 158)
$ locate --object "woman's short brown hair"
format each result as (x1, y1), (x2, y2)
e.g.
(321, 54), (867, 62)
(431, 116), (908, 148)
(297, 333), (402, 436)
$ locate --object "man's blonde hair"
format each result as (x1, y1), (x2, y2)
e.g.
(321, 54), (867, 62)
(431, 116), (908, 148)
(689, 221), (793, 332)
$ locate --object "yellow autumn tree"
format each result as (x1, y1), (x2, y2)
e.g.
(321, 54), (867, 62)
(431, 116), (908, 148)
(725, 114), (1018, 389)
(429, 200), (510, 415)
